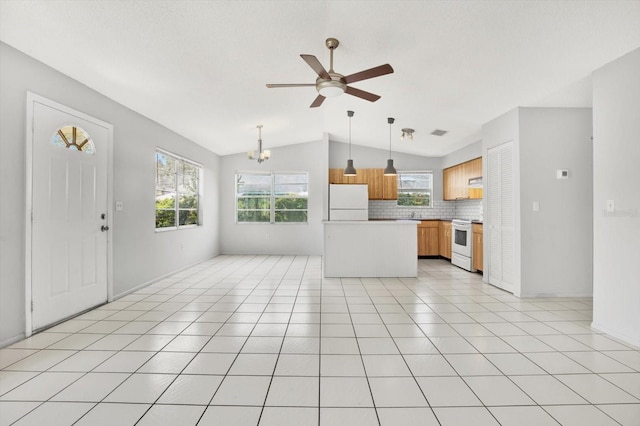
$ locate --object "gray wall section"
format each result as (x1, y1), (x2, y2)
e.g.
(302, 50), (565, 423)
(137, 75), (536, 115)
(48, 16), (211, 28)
(441, 140), (483, 169)
(519, 108), (593, 297)
(220, 140), (325, 255)
(592, 48), (640, 346)
(0, 42), (220, 345)
(329, 141), (444, 201)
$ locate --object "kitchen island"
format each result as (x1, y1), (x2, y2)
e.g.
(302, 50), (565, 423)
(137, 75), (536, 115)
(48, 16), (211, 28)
(323, 220), (418, 277)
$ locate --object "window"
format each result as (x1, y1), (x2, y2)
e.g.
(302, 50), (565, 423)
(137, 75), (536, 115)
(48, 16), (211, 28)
(155, 149), (202, 230)
(236, 172), (308, 223)
(51, 126), (95, 154)
(397, 171), (433, 207)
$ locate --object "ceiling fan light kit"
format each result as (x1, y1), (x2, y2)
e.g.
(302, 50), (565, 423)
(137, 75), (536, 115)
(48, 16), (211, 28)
(266, 37), (394, 108)
(401, 128), (415, 141)
(248, 124), (270, 163)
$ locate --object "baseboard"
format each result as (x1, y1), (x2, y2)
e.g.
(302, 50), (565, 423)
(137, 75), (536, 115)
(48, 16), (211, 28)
(111, 255), (218, 300)
(591, 321), (640, 349)
(518, 292), (594, 298)
(0, 334), (26, 349)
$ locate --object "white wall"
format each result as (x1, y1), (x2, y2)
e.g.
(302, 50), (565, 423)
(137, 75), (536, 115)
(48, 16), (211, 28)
(0, 42), (220, 346)
(519, 108), (593, 297)
(481, 107), (594, 298)
(441, 140), (483, 169)
(592, 48), (640, 346)
(219, 140), (326, 255)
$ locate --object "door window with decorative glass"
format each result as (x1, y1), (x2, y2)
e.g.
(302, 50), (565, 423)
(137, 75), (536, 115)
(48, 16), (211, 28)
(397, 171), (433, 207)
(236, 172), (308, 223)
(155, 149), (202, 229)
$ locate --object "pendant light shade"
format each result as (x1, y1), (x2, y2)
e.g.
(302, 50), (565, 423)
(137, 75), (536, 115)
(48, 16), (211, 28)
(383, 159), (397, 176)
(343, 110), (357, 176)
(384, 117), (397, 176)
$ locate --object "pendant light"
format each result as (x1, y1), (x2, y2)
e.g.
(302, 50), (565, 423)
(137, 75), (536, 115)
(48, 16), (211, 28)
(343, 110), (356, 176)
(383, 117), (397, 176)
(247, 124), (270, 163)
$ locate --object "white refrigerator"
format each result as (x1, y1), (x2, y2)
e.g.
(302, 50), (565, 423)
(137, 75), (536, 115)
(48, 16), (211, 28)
(329, 184), (369, 221)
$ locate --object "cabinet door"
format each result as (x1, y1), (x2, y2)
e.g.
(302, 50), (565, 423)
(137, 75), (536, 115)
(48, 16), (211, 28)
(426, 227), (439, 255)
(418, 227), (428, 256)
(443, 167), (454, 200)
(365, 169), (383, 200)
(382, 173), (398, 200)
(329, 168), (343, 184)
(473, 231), (483, 271)
(439, 222), (452, 258)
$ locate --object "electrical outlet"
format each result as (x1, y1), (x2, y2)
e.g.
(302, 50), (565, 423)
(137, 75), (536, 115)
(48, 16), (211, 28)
(606, 200), (615, 212)
(115, 200), (124, 211)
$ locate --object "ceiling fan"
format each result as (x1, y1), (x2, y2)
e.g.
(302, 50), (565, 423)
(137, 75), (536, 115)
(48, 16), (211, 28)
(266, 37), (394, 108)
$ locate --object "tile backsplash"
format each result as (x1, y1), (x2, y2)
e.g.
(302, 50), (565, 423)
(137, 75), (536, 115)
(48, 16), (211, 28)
(368, 199), (483, 221)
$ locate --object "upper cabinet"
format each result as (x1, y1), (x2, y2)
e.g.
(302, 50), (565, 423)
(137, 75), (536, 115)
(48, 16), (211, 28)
(329, 168), (396, 200)
(443, 157), (483, 200)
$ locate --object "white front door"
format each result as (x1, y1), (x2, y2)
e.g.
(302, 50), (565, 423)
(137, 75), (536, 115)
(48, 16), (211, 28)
(29, 96), (111, 331)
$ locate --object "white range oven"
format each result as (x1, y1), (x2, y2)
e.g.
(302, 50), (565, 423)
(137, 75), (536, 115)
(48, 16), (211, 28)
(451, 219), (474, 272)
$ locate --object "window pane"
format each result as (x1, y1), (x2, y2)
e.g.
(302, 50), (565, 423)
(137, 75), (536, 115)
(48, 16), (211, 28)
(398, 173), (431, 189)
(179, 194), (198, 209)
(275, 211), (308, 222)
(179, 210), (198, 226)
(156, 209), (176, 228)
(398, 192), (431, 206)
(275, 197), (308, 210)
(236, 174), (271, 196)
(238, 210), (271, 222)
(51, 126), (95, 154)
(156, 191), (176, 208)
(237, 197), (270, 210)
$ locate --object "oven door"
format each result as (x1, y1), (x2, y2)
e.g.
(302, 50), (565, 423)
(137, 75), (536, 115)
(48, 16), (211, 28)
(452, 227), (471, 257)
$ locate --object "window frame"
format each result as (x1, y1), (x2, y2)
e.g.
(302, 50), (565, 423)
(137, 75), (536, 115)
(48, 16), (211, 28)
(155, 148), (203, 231)
(235, 171), (309, 224)
(397, 170), (434, 209)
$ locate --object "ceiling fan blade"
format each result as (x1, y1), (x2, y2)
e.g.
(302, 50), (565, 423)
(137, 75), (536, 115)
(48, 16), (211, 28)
(266, 83), (316, 88)
(300, 54), (331, 80)
(345, 86), (381, 102)
(310, 94), (326, 108)
(344, 64), (394, 84)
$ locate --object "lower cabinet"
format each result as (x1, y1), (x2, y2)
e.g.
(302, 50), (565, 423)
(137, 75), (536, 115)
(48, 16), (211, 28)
(472, 223), (483, 272)
(418, 221), (439, 256)
(439, 221), (452, 259)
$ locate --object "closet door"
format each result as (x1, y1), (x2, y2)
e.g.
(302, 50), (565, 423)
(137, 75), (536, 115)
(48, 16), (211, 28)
(486, 141), (514, 293)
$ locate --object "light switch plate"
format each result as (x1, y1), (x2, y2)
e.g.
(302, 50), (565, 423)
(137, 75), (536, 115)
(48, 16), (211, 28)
(606, 200), (615, 212)
(533, 201), (540, 212)
(556, 169), (569, 179)
(115, 200), (124, 211)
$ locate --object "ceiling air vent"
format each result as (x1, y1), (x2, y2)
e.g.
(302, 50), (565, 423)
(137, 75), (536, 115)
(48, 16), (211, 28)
(430, 129), (448, 136)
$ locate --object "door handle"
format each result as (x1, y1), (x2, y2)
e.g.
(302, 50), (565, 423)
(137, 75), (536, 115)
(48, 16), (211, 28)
(101, 225), (109, 232)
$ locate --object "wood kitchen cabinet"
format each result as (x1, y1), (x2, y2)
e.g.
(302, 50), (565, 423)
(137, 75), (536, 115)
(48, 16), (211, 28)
(328, 168), (394, 200)
(329, 168), (344, 184)
(472, 223), (483, 272)
(418, 221), (439, 256)
(443, 157), (483, 200)
(439, 221), (452, 259)
(382, 173), (398, 200)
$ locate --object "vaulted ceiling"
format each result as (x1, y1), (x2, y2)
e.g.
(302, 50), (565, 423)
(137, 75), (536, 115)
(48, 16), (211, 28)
(1, 0), (639, 157)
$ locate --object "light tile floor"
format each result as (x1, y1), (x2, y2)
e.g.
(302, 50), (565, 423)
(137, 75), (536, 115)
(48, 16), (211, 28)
(1, 256), (639, 425)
